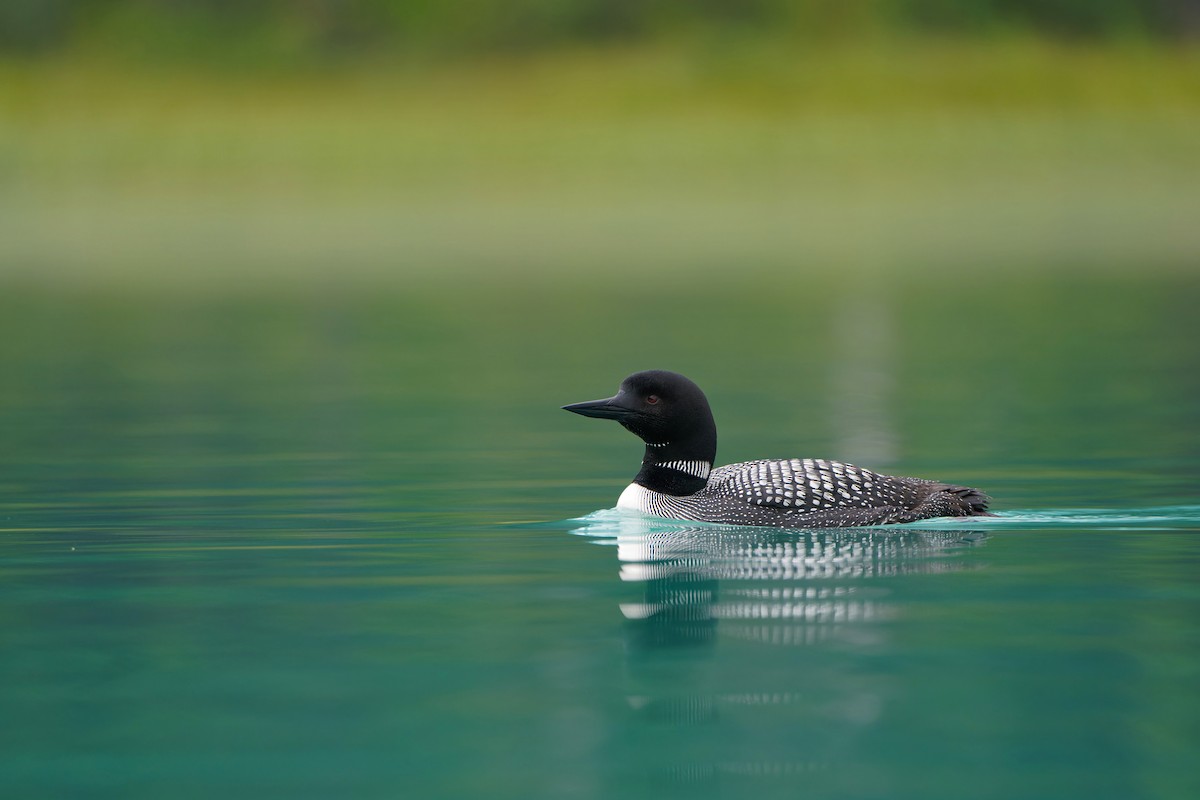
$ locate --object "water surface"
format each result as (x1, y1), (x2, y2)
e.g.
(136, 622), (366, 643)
(1, 274), (1197, 798)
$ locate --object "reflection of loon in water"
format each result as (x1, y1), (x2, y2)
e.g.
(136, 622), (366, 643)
(571, 511), (986, 785)
(574, 510), (986, 649)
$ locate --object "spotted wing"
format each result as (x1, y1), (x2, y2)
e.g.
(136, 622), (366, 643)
(706, 458), (932, 513)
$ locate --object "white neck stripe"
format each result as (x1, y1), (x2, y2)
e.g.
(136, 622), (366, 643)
(656, 460), (712, 480)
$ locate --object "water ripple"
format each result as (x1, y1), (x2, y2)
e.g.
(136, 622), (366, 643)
(900, 505), (1200, 530)
(567, 505), (1200, 534)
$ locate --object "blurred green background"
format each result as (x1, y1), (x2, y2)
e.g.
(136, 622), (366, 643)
(3, 8), (1199, 798)
(2, 1), (1198, 291)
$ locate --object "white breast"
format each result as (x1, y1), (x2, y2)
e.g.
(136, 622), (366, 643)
(617, 482), (656, 513)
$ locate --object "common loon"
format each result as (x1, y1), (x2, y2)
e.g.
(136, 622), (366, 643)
(563, 370), (991, 528)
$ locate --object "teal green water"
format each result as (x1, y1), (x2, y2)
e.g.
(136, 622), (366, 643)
(1, 273), (1197, 799)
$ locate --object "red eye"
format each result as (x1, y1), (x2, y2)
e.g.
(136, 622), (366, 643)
(646, 395), (659, 405)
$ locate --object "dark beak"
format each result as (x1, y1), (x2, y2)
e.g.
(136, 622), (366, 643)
(562, 394), (635, 421)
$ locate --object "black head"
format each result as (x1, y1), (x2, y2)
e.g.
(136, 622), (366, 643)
(562, 370), (718, 471)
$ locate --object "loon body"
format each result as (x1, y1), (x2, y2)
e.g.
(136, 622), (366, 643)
(563, 370), (990, 529)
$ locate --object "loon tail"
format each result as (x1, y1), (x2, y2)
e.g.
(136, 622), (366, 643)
(931, 484), (994, 517)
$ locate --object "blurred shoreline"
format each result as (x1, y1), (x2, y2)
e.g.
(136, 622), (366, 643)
(2, 38), (1197, 291)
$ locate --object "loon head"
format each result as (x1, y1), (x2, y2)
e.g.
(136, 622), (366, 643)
(563, 370), (717, 495)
